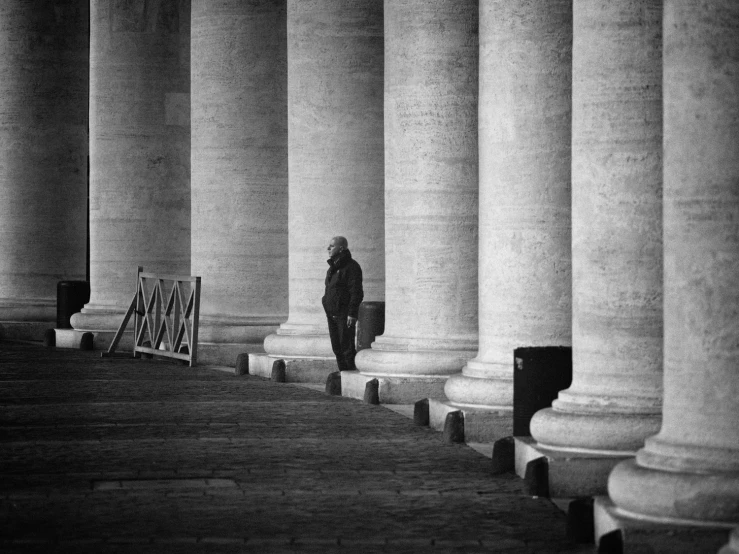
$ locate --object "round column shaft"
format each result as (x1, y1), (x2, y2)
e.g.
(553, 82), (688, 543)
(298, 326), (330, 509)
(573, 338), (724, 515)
(72, 0), (191, 343)
(444, 0), (572, 409)
(530, 0), (663, 453)
(0, 2), (88, 339)
(354, 0), (478, 401)
(191, 0), (288, 365)
(263, 0), (385, 370)
(609, 0), (739, 526)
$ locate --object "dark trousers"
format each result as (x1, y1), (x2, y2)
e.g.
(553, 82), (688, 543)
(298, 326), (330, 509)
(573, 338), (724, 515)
(326, 314), (357, 372)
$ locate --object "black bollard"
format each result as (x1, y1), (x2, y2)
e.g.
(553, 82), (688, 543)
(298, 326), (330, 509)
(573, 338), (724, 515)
(325, 371), (342, 395)
(271, 359), (286, 382)
(363, 378), (380, 404)
(79, 332), (94, 351)
(413, 398), (430, 426)
(235, 353), (249, 376)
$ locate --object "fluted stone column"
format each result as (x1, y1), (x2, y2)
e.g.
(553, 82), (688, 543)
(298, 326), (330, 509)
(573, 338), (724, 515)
(349, 0), (478, 403)
(0, 2), (89, 340)
(608, 0), (739, 527)
(259, 0), (384, 380)
(72, 0), (191, 347)
(191, 0), (288, 366)
(437, 0), (572, 437)
(530, 0), (663, 457)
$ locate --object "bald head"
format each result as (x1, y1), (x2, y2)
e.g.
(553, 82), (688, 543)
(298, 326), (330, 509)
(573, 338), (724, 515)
(327, 236), (349, 259)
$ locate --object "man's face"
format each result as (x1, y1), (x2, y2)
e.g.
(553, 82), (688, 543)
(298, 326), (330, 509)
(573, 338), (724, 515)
(327, 239), (342, 258)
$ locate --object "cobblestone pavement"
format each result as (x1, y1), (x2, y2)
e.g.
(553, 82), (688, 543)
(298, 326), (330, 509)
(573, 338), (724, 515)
(0, 343), (594, 553)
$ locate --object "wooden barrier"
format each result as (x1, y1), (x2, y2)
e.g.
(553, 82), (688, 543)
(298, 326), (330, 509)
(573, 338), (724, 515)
(104, 267), (201, 366)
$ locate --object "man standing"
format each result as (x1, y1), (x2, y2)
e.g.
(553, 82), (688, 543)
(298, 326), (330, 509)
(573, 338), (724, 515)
(322, 236), (364, 372)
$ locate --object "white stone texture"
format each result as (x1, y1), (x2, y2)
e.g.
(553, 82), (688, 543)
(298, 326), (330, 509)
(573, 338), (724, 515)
(190, 0), (287, 365)
(444, 0), (572, 410)
(72, 0), (191, 343)
(354, 0), (478, 396)
(263, 0), (385, 363)
(530, 0), (663, 453)
(0, 1), (88, 337)
(608, 0), (739, 526)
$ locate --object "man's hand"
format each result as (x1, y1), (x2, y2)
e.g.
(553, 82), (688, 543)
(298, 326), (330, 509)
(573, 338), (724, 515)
(347, 316), (357, 328)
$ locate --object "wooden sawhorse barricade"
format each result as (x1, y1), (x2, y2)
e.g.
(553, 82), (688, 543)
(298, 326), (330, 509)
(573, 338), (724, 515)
(104, 267), (201, 367)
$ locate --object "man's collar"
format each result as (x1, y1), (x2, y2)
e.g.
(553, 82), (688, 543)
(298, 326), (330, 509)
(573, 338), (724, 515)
(328, 249), (351, 267)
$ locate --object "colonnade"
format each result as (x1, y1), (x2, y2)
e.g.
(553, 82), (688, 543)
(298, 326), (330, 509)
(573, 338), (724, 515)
(0, 0), (737, 538)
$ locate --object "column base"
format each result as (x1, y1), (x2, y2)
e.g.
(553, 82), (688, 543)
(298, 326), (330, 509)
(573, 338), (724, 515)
(263, 324), (334, 358)
(594, 495), (733, 554)
(54, 329), (94, 349)
(530, 407), (661, 453)
(514, 436), (632, 497)
(608, 458), (739, 526)
(248, 353), (337, 383)
(196, 317), (281, 367)
(443, 371), (513, 409)
(428, 398), (512, 443)
(341, 370), (447, 404)
(0, 297), (56, 341)
(0, 321), (54, 342)
(70, 309), (131, 350)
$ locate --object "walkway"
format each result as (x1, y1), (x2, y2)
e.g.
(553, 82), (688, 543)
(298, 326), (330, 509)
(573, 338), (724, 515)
(0, 342), (593, 553)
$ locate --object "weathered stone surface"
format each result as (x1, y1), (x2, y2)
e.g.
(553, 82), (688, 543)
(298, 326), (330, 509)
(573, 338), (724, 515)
(0, 1), (89, 339)
(0, 342), (590, 552)
(444, 0), (572, 415)
(190, 0), (288, 365)
(607, 0), (739, 527)
(355, 0), (479, 398)
(531, 0), (663, 456)
(72, 0), (191, 342)
(263, 0), (385, 374)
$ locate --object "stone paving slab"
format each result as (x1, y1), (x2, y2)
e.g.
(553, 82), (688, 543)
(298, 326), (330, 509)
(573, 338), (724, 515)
(0, 343), (593, 553)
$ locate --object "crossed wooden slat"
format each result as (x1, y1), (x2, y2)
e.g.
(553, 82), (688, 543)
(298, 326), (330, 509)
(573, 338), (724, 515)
(104, 267), (201, 367)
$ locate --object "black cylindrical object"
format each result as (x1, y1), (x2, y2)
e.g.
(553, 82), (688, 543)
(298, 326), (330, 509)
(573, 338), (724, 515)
(513, 346), (572, 437)
(56, 281), (90, 329)
(356, 301), (385, 351)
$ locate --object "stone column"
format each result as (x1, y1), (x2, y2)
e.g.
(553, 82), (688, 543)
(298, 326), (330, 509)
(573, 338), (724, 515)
(608, 0), (739, 527)
(530, 0), (663, 457)
(191, 0), (288, 366)
(72, 0), (191, 347)
(349, 0), (478, 403)
(259, 0), (385, 380)
(438, 0), (572, 437)
(0, 2), (88, 340)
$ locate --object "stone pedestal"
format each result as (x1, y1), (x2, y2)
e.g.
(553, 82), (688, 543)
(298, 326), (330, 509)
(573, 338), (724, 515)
(260, 0), (385, 382)
(607, 0), (739, 528)
(0, 2), (89, 340)
(594, 497), (733, 554)
(528, 0), (663, 495)
(190, 0), (288, 367)
(71, 0), (191, 349)
(352, 0), (479, 404)
(433, 0), (573, 440)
